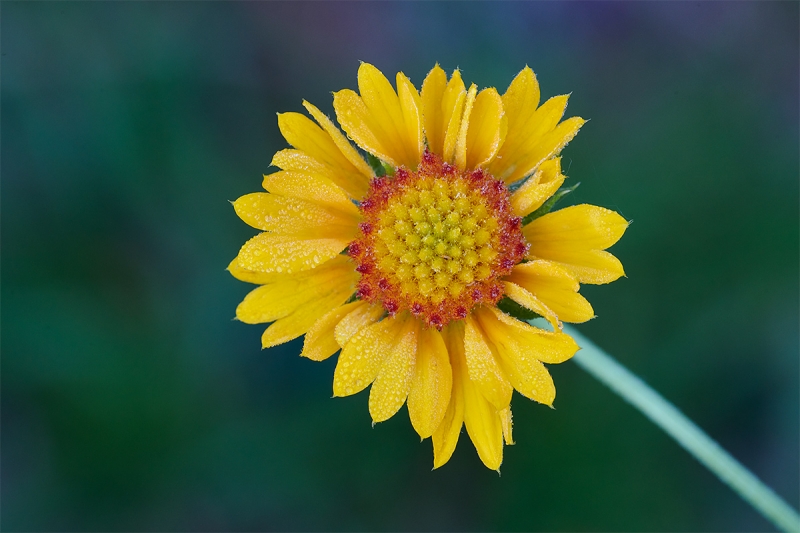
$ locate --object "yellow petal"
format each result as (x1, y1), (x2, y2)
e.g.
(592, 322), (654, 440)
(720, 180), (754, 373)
(358, 64), (407, 147)
(463, 316), (513, 410)
(462, 350), (505, 471)
(509, 157), (566, 218)
(237, 232), (350, 275)
(432, 323), (466, 469)
(465, 88), (507, 170)
(261, 169), (360, 218)
(441, 70), (467, 163)
(235, 255), (357, 324)
(502, 281), (560, 330)
(442, 320), (504, 470)
(369, 314), (419, 423)
(334, 301), (385, 347)
(333, 316), (402, 397)
(228, 256), (292, 285)
(483, 306), (578, 365)
(476, 307), (578, 405)
(421, 64), (447, 156)
(235, 278), (315, 324)
(496, 94), (568, 174)
(431, 387), (464, 469)
(261, 283), (353, 348)
(499, 406), (514, 445)
(301, 100), (374, 182)
(277, 111), (371, 198)
(233, 192), (358, 237)
(528, 94), (571, 137)
(301, 301), (363, 362)
(538, 249), (624, 286)
(480, 319), (555, 405)
(333, 88), (399, 166)
(500, 115), (585, 184)
(408, 326), (452, 439)
(526, 204), (628, 249)
(346, 63), (422, 169)
(271, 148), (328, 175)
(453, 83), (477, 170)
(502, 66), (541, 146)
(506, 260), (595, 323)
(270, 149), (368, 201)
(524, 204), (629, 284)
(396, 72), (424, 165)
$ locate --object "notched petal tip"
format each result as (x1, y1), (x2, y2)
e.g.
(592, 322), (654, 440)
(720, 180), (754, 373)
(524, 204), (628, 284)
(368, 317), (418, 424)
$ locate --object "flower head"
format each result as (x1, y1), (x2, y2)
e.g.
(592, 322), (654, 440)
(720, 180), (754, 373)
(230, 63), (628, 470)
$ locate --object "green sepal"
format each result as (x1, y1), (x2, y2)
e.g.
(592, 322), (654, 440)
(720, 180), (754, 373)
(344, 292), (360, 304)
(521, 182), (581, 225)
(365, 153), (396, 177)
(382, 161), (395, 176)
(365, 153), (386, 177)
(496, 297), (543, 322)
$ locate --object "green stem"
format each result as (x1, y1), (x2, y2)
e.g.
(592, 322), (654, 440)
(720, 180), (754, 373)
(561, 325), (800, 533)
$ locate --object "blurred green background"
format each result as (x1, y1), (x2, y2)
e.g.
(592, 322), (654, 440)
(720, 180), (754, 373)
(3, 2), (798, 531)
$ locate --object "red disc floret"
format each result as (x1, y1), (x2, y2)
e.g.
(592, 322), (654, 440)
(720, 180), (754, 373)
(349, 151), (528, 329)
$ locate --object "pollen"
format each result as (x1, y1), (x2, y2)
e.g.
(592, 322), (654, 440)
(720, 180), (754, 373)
(350, 152), (529, 328)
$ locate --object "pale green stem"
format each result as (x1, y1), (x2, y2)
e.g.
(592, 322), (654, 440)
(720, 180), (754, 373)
(560, 325), (800, 533)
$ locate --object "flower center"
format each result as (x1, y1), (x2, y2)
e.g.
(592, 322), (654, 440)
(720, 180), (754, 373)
(349, 152), (528, 329)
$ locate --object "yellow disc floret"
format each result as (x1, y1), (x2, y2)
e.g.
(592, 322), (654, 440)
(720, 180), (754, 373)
(350, 152), (529, 328)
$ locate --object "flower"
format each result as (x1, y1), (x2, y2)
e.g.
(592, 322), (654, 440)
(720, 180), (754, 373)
(230, 63), (628, 470)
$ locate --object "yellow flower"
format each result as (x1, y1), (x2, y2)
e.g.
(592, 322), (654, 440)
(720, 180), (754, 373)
(230, 64), (628, 470)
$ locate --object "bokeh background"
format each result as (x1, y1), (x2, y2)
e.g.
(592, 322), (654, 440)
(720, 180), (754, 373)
(3, 2), (798, 531)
